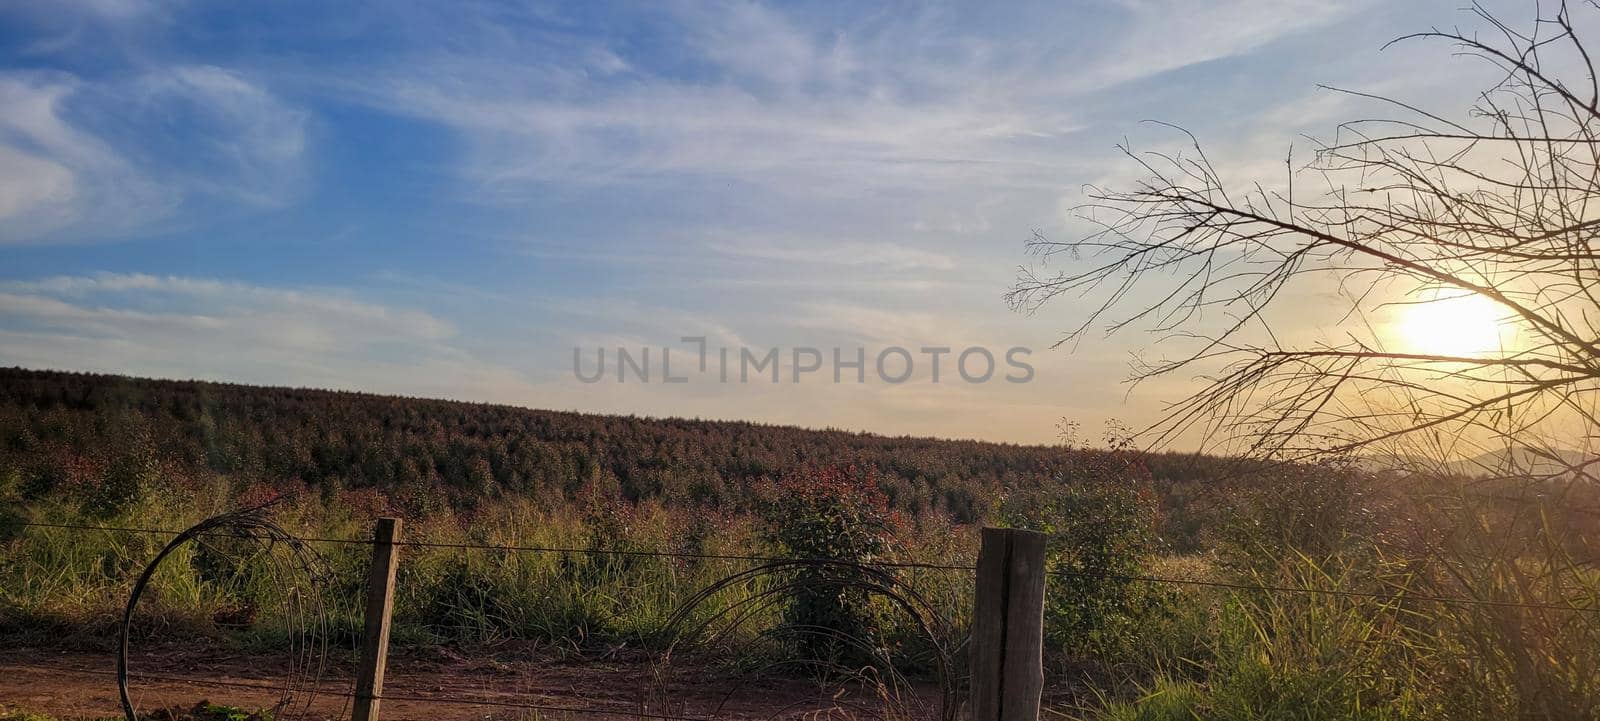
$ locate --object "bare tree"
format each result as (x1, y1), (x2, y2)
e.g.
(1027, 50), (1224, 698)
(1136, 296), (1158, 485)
(1011, 2), (1600, 475)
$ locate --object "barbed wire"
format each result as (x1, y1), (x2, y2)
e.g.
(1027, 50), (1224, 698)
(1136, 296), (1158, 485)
(11, 520), (974, 571)
(15, 520), (1600, 613)
(1048, 568), (1600, 614)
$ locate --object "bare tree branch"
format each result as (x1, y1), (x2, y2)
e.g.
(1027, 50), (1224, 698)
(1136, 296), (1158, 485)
(1011, 3), (1600, 466)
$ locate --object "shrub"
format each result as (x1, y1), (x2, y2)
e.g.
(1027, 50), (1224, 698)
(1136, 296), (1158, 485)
(80, 448), (157, 518)
(1217, 457), (1379, 572)
(762, 464), (896, 669)
(1002, 438), (1168, 666)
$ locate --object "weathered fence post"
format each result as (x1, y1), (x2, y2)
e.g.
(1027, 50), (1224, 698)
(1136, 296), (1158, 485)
(353, 517), (402, 721)
(971, 526), (1046, 721)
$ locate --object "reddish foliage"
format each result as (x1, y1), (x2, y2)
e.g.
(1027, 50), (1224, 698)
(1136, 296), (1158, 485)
(235, 481), (286, 509)
(335, 487), (394, 519)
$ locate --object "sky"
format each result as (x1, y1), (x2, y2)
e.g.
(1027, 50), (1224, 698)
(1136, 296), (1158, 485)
(0, 0), (1539, 446)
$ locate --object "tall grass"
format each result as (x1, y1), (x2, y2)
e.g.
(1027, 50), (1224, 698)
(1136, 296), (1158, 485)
(0, 481), (977, 667)
(1075, 471), (1600, 721)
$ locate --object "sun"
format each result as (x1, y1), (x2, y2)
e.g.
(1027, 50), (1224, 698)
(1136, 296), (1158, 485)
(1396, 292), (1508, 357)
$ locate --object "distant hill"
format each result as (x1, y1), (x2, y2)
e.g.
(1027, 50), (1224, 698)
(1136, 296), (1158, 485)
(1360, 447), (1595, 479)
(1456, 447), (1595, 477)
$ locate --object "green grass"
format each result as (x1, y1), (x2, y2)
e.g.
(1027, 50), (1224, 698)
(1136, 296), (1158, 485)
(1092, 679), (1205, 721)
(1066, 548), (1600, 721)
(0, 488), (976, 666)
(0, 708), (64, 721)
(0, 706), (123, 721)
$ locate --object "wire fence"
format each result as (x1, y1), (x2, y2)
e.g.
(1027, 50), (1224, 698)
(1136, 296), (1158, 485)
(1048, 567), (1600, 614)
(15, 519), (1599, 613)
(12, 519), (976, 571)
(5, 517), (1599, 720)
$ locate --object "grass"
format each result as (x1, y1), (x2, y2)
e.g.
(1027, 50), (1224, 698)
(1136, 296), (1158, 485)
(0, 707), (68, 721)
(6, 475), (1600, 720)
(1061, 546), (1600, 721)
(0, 486), (976, 665)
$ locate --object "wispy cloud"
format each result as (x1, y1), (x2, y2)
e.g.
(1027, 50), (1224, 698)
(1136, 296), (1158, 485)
(705, 237), (957, 271)
(2, 272), (453, 348)
(0, 73), (172, 242)
(128, 65), (310, 207)
(348, 4), (1079, 196)
(0, 65), (307, 244)
(1081, 0), (1369, 92)
(340, 0), (1358, 199)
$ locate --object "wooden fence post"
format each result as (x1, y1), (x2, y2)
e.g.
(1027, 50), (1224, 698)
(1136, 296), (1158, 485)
(971, 527), (1046, 721)
(353, 517), (402, 721)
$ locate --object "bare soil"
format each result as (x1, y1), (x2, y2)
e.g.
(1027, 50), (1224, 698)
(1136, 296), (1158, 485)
(0, 645), (947, 721)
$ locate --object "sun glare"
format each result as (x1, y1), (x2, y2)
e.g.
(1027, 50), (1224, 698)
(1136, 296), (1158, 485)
(1396, 292), (1508, 357)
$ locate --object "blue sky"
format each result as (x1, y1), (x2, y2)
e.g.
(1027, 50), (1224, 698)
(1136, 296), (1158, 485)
(0, 0), (1530, 444)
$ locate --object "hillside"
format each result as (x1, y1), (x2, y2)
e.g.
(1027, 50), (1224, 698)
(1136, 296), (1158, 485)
(0, 367), (1230, 535)
(0, 366), (1038, 520)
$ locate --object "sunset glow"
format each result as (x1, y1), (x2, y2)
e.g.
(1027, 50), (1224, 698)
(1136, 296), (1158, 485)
(1396, 292), (1507, 357)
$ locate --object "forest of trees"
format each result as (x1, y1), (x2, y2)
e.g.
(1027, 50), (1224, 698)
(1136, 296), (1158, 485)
(0, 367), (1236, 545)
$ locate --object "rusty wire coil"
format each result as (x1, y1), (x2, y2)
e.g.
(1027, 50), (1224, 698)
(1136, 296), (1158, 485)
(117, 503), (341, 721)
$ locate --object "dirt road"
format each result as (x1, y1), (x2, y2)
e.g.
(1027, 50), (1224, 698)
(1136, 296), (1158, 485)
(0, 646), (942, 720)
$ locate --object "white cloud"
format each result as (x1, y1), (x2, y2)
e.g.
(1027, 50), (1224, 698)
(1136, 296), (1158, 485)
(0, 144), (76, 223)
(0, 73), (174, 242)
(0, 65), (307, 244)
